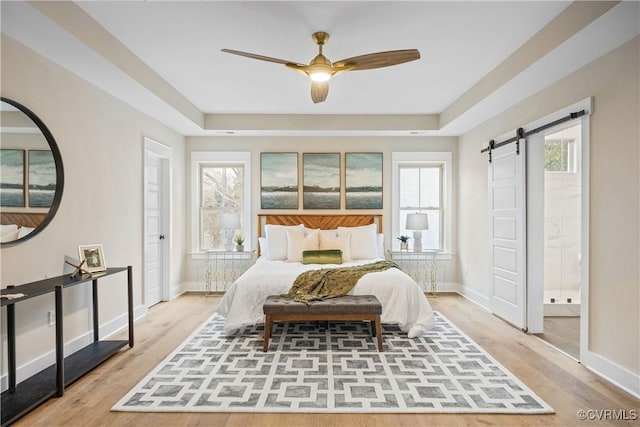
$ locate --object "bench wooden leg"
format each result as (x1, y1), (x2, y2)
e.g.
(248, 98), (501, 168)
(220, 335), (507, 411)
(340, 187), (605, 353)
(264, 315), (272, 352)
(374, 316), (383, 352)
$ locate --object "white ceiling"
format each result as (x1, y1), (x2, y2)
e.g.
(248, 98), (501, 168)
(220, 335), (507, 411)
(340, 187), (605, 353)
(1, 1), (638, 136)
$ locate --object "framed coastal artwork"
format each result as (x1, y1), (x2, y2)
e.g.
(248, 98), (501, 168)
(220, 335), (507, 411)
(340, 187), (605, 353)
(260, 152), (298, 209)
(28, 150), (56, 208)
(303, 153), (340, 209)
(0, 149), (25, 207)
(345, 152), (383, 209)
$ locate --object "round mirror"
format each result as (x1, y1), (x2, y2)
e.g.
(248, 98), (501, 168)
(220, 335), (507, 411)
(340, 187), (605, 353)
(0, 97), (64, 247)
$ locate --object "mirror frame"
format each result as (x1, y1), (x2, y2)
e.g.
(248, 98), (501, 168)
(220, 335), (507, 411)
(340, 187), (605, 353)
(1, 97), (64, 247)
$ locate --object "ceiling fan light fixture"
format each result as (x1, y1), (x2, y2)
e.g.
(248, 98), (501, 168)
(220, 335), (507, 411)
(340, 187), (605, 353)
(222, 31), (421, 103)
(308, 54), (333, 82)
(309, 68), (332, 82)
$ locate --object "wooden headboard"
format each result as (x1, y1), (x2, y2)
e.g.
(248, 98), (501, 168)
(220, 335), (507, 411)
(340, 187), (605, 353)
(258, 214), (382, 237)
(1, 212), (47, 229)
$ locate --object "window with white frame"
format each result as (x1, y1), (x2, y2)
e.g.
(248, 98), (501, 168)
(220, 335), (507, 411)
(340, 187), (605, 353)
(191, 152), (251, 254)
(392, 152), (452, 253)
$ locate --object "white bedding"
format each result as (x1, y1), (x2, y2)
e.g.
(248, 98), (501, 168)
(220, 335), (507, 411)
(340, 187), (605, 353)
(216, 257), (436, 338)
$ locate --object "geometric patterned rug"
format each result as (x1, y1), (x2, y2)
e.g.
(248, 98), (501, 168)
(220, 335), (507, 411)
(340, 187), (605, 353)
(112, 312), (553, 414)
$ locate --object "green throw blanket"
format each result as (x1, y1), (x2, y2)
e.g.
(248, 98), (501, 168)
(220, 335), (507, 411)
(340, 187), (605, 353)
(287, 260), (400, 304)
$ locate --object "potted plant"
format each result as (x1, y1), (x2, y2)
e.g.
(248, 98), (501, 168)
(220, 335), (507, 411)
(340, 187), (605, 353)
(397, 235), (410, 251)
(234, 235), (245, 251)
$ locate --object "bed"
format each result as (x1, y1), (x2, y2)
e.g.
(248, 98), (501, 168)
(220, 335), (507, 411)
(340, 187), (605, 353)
(216, 214), (436, 338)
(1, 213), (44, 242)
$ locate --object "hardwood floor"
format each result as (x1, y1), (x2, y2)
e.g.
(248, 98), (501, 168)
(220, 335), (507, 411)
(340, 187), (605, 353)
(13, 293), (639, 427)
(537, 316), (581, 360)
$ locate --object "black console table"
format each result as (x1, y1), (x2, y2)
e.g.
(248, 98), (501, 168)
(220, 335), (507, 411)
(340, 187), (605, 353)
(1, 266), (134, 426)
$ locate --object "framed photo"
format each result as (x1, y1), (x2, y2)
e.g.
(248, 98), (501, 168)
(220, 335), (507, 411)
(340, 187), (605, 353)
(78, 244), (107, 273)
(28, 150), (56, 208)
(260, 152), (298, 209)
(303, 153), (340, 209)
(345, 152), (383, 209)
(0, 149), (25, 207)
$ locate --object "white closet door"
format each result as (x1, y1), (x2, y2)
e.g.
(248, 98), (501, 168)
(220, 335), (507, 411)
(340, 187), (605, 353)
(488, 140), (527, 329)
(145, 154), (163, 307)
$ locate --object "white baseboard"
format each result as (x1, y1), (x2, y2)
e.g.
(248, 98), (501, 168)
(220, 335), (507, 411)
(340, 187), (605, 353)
(453, 283), (491, 310)
(176, 281), (230, 296)
(174, 281), (201, 297)
(581, 349), (640, 399)
(455, 283), (639, 399)
(430, 281), (457, 292)
(0, 304), (147, 393)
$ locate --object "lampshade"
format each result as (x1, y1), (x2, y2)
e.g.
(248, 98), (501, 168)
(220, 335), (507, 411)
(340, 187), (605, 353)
(406, 213), (429, 230)
(219, 213), (241, 229)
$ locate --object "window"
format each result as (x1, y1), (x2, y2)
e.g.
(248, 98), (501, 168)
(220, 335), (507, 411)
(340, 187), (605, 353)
(544, 124), (579, 173)
(544, 138), (577, 173)
(191, 152), (251, 255)
(200, 164), (243, 250)
(392, 152), (452, 253)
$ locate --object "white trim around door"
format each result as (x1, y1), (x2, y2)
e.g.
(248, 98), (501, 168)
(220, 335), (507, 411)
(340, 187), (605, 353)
(144, 137), (173, 306)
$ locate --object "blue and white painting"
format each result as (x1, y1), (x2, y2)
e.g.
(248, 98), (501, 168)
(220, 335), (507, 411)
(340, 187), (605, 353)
(0, 149), (25, 207)
(261, 152), (298, 209)
(303, 153), (340, 209)
(28, 150), (55, 207)
(345, 152), (383, 209)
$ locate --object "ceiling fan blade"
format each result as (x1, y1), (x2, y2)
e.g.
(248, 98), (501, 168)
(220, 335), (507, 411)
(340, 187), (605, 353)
(311, 81), (329, 103)
(333, 49), (420, 71)
(221, 49), (305, 67)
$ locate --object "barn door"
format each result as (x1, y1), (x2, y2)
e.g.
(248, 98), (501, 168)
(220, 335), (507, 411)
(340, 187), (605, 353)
(488, 139), (527, 330)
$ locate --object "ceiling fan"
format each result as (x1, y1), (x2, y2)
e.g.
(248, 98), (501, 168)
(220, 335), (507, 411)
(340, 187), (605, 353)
(222, 32), (420, 103)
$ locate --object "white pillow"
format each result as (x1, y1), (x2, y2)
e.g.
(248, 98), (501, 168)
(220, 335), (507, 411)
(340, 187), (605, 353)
(319, 231), (351, 261)
(286, 228), (319, 262)
(338, 224), (378, 260)
(17, 227), (35, 239)
(1, 224), (18, 234)
(264, 224), (304, 260)
(0, 229), (18, 243)
(1, 226), (19, 243)
(258, 237), (268, 258)
(377, 233), (385, 259)
(319, 229), (337, 240)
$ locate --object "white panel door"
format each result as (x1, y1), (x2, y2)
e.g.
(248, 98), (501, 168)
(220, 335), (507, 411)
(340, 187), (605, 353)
(145, 154), (163, 307)
(488, 140), (527, 329)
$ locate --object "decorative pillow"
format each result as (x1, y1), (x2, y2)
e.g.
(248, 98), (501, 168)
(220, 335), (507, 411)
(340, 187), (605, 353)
(1, 224), (19, 243)
(0, 228), (18, 243)
(1, 224), (18, 234)
(338, 224), (378, 260)
(319, 229), (337, 240)
(302, 249), (343, 265)
(258, 237), (268, 258)
(285, 228), (319, 262)
(264, 224), (304, 260)
(319, 231), (351, 261)
(377, 233), (385, 259)
(17, 227), (35, 239)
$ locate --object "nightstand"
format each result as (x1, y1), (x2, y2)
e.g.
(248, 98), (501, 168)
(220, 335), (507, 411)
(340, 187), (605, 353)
(205, 250), (256, 294)
(388, 250), (438, 295)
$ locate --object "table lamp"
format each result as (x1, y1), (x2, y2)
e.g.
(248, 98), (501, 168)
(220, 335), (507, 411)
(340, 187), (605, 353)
(219, 213), (241, 251)
(405, 213), (429, 252)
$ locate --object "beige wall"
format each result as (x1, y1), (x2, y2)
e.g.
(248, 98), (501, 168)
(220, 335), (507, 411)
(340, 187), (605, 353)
(0, 35), (186, 380)
(458, 37), (639, 375)
(184, 136), (459, 287)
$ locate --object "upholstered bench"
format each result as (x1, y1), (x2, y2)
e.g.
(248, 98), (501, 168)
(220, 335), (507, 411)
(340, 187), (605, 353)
(263, 295), (383, 352)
